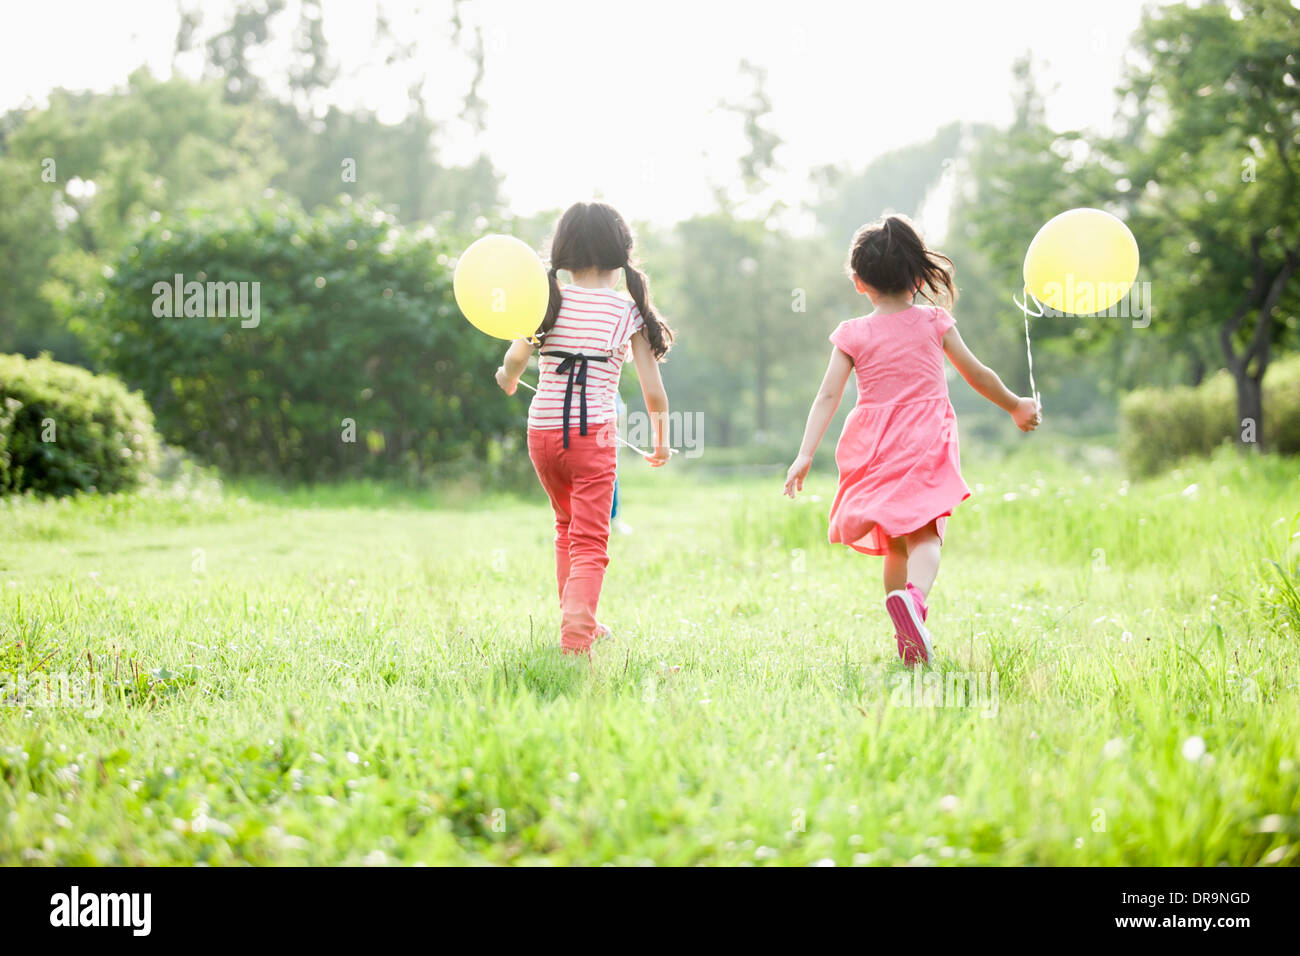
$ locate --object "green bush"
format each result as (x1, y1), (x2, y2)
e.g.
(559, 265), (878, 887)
(0, 353), (160, 496)
(1268, 358), (1300, 455)
(1121, 354), (1300, 475)
(93, 196), (518, 480)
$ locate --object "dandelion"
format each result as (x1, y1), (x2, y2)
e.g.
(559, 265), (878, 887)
(1181, 736), (1207, 762)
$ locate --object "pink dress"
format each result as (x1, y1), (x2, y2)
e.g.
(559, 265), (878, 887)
(827, 305), (970, 555)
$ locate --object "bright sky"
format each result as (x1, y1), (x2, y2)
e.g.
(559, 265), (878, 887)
(2, 0), (1154, 225)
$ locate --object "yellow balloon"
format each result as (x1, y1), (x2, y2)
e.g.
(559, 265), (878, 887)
(453, 235), (549, 340)
(1023, 208), (1139, 315)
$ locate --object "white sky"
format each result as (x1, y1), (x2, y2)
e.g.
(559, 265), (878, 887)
(2, 0), (1155, 224)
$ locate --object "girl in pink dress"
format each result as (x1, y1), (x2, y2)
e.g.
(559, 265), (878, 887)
(783, 216), (1041, 666)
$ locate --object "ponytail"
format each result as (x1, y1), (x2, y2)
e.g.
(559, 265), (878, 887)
(623, 263), (674, 360)
(849, 214), (957, 308)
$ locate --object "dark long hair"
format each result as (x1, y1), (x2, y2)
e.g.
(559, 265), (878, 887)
(848, 215), (956, 307)
(538, 201), (674, 360)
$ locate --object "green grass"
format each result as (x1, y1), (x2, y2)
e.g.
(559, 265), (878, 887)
(1, 446), (1298, 865)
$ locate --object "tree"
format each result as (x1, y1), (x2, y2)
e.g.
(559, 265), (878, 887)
(721, 60), (782, 208)
(192, 0), (503, 228)
(92, 197), (517, 479)
(952, 50), (1220, 418)
(202, 0), (288, 104)
(1119, 0), (1300, 449)
(0, 154), (64, 357)
(0, 1), (505, 363)
(670, 61), (797, 441)
(0, 70), (281, 361)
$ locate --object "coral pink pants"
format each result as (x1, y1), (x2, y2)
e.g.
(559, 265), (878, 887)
(528, 425), (617, 653)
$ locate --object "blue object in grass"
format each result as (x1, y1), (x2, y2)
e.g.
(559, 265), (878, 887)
(610, 393), (626, 520)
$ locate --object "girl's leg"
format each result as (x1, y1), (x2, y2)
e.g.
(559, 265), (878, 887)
(557, 430), (618, 654)
(904, 520), (942, 596)
(883, 535), (910, 593)
(884, 531), (932, 666)
(528, 430), (573, 599)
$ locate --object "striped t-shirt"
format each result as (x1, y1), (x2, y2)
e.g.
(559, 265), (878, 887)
(527, 285), (644, 431)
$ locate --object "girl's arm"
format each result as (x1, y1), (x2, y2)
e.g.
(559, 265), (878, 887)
(941, 327), (1040, 431)
(629, 330), (671, 467)
(495, 338), (534, 395)
(784, 346), (854, 497)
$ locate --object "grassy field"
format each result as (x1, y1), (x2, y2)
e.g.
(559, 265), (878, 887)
(1, 445), (1298, 865)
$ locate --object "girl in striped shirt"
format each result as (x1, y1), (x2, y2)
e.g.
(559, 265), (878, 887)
(495, 202), (674, 656)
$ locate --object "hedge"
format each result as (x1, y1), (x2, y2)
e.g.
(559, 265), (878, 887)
(0, 353), (160, 496)
(1120, 354), (1300, 475)
(92, 197), (518, 480)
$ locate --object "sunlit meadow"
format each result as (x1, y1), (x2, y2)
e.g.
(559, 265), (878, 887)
(1, 444), (1297, 865)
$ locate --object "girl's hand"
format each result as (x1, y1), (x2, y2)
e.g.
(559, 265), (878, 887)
(644, 446), (671, 468)
(1012, 397), (1042, 432)
(783, 455), (812, 498)
(495, 366), (517, 396)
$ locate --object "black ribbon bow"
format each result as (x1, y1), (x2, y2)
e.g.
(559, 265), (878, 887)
(544, 350), (611, 448)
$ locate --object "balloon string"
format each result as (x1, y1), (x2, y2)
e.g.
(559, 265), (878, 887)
(1012, 291), (1043, 410)
(514, 379), (670, 458)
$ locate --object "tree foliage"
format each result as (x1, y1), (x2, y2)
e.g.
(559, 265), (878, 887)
(0, 70), (278, 363)
(93, 198), (516, 479)
(1118, 0), (1300, 445)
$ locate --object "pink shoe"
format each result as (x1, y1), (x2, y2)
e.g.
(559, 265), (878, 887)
(886, 588), (933, 667)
